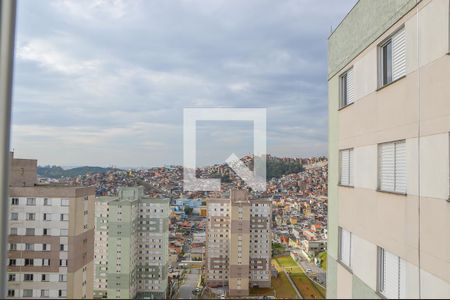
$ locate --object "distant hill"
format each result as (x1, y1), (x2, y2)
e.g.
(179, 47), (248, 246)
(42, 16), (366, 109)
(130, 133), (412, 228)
(37, 165), (115, 178)
(266, 159), (304, 179)
(247, 157), (305, 179)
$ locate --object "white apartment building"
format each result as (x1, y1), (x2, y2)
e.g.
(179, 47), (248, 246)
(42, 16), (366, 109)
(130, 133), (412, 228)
(328, 0), (450, 298)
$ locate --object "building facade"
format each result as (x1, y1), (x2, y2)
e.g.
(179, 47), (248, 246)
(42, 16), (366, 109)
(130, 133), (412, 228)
(205, 190), (272, 297)
(93, 187), (169, 299)
(7, 153), (95, 299)
(328, 0), (450, 298)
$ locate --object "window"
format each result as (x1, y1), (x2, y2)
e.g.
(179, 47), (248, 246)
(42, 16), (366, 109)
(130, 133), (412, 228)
(10, 227), (17, 235)
(339, 149), (354, 186)
(379, 27), (406, 87)
(41, 274), (49, 282)
(11, 198), (18, 205)
(25, 228), (35, 236)
(10, 212), (18, 220)
(59, 274), (67, 282)
(26, 198), (36, 206)
(8, 274), (16, 282)
(380, 39), (392, 85)
(25, 243), (34, 251)
(9, 259), (16, 266)
(43, 213), (51, 221)
(24, 259), (34, 266)
(41, 290), (49, 298)
(26, 213), (35, 221)
(7, 290), (15, 297)
(24, 274), (34, 281)
(23, 290), (33, 297)
(339, 68), (354, 108)
(59, 290), (67, 297)
(44, 198), (51, 206)
(60, 214), (69, 221)
(378, 140), (406, 194)
(9, 243), (17, 251)
(378, 247), (406, 299)
(338, 227), (351, 268)
(43, 228), (49, 235)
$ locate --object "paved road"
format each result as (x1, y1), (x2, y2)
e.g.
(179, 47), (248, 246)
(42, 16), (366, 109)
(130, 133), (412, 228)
(178, 269), (201, 299)
(298, 260), (326, 285)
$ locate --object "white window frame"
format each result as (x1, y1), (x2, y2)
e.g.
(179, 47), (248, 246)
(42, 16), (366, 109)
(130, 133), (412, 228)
(41, 289), (49, 298)
(339, 148), (354, 187)
(378, 26), (406, 87)
(339, 67), (354, 108)
(338, 227), (352, 269)
(23, 289), (33, 297)
(377, 247), (406, 299)
(10, 212), (18, 220)
(26, 198), (36, 206)
(378, 140), (406, 194)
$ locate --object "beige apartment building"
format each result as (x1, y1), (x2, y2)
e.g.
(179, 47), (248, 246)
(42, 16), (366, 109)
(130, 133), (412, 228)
(205, 190), (271, 297)
(6, 153), (95, 299)
(328, 0), (450, 299)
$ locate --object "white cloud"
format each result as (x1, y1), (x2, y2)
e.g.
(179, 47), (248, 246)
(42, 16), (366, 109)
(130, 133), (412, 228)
(52, 0), (132, 20)
(12, 122), (175, 146)
(12, 0), (357, 166)
(17, 39), (102, 75)
(229, 82), (251, 92)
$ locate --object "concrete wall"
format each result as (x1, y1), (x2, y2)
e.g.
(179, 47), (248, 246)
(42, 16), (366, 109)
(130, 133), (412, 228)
(328, 0), (450, 298)
(9, 154), (37, 187)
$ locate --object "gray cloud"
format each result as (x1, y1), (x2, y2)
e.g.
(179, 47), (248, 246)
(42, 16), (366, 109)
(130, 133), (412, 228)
(12, 0), (356, 167)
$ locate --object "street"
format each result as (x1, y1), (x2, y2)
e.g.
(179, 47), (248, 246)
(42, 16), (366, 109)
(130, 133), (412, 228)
(177, 268), (201, 299)
(298, 260), (326, 286)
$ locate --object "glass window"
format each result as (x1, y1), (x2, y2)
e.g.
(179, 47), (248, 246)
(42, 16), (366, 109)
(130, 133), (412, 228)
(381, 40), (392, 85)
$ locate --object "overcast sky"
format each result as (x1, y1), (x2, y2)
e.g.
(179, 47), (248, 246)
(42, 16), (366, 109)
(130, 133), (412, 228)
(11, 0), (356, 168)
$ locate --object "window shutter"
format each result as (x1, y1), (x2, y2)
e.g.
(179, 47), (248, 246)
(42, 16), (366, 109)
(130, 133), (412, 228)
(348, 149), (354, 186)
(394, 141), (406, 193)
(346, 69), (354, 104)
(340, 149), (353, 186)
(379, 143), (395, 191)
(340, 150), (349, 185)
(340, 228), (351, 267)
(392, 28), (406, 81)
(383, 250), (400, 299)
